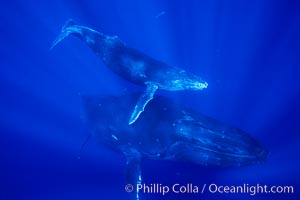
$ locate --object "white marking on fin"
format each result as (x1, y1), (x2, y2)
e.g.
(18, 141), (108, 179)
(129, 82), (158, 125)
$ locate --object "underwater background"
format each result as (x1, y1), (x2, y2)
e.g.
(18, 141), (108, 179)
(1, 0), (299, 199)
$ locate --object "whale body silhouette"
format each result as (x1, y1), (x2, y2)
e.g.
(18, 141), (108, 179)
(82, 93), (268, 200)
(51, 19), (208, 125)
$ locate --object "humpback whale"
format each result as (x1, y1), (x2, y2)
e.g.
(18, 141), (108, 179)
(82, 93), (268, 200)
(51, 19), (208, 125)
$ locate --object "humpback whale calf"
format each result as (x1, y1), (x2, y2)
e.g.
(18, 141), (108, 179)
(82, 93), (268, 200)
(51, 19), (208, 125)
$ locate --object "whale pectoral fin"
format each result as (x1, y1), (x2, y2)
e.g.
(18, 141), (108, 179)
(125, 155), (142, 200)
(129, 82), (158, 125)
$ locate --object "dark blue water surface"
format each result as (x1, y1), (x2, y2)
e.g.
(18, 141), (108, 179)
(1, 0), (299, 199)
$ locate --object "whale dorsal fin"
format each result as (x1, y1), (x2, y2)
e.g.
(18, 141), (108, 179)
(129, 82), (158, 125)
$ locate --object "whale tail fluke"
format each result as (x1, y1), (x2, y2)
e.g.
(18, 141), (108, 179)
(50, 19), (76, 50)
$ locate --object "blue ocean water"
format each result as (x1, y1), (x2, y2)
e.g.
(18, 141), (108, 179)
(0, 0), (299, 199)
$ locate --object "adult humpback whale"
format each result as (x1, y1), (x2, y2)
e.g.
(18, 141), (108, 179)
(51, 19), (208, 125)
(82, 93), (268, 200)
